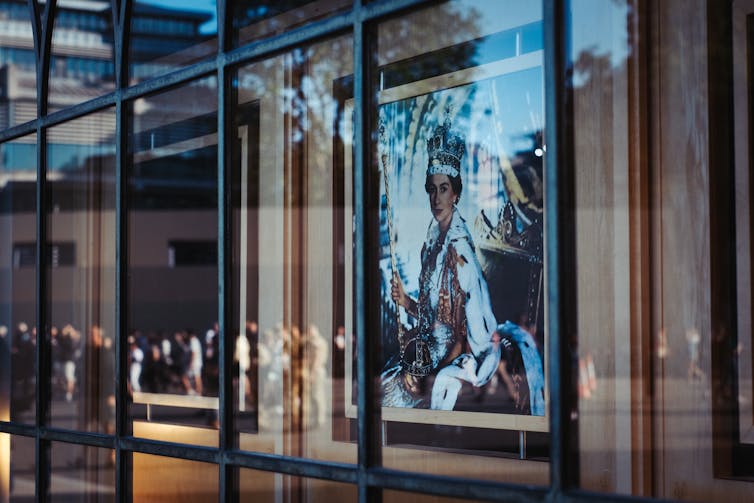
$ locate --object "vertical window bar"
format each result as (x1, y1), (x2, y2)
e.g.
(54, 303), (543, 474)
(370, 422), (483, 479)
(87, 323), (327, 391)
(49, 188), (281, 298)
(114, 1), (133, 502)
(217, 1), (237, 502)
(544, 0), (579, 496)
(34, 1), (56, 501)
(354, 3), (382, 502)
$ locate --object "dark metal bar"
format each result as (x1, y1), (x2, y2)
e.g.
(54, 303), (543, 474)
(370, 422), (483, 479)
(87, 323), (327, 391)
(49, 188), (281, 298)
(544, 0), (579, 496)
(114, 1), (133, 502)
(119, 437), (220, 464)
(353, 2), (382, 503)
(0, 421), (37, 437)
(224, 451), (358, 484)
(216, 1), (236, 502)
(35, 1), (56, 501)
(366, 468), (548, 503)
(39, 427), (116, 449)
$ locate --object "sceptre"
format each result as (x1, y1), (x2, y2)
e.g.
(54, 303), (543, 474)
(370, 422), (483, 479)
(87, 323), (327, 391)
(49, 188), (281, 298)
(378, 121), (406, 356)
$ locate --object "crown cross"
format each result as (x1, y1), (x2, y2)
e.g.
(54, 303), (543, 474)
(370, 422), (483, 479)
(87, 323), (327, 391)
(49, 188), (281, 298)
(426, 110), (465, 178)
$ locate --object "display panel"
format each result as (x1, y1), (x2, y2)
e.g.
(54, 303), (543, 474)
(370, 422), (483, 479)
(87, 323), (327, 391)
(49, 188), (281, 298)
(232, 34), (356, 464)
(366, 0), (549, 484)
(47, 110), (116, 434)
(49, 1), (115, 111)
(238, 468), (356, 501)
(127, 77), (219, 438)
(371, 60), (546, 430)
(0, 434), (34, 502)
(231, 0), (349, 49)
(133, 454), (217, 501)
(50, 441), (115, 502)
(0, 134), (38, 426)
(129, 0), (217, 84)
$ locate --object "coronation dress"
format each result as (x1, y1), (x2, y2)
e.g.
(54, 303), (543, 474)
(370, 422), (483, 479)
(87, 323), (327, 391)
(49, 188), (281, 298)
(381, 207), (502, 410)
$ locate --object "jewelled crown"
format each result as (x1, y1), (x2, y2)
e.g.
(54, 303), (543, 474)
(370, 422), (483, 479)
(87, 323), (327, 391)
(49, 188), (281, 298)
(426, 113), (465, 178)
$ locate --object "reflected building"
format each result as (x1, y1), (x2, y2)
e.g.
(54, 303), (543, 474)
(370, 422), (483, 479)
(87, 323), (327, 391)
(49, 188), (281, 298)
(0, 0), (218, 331)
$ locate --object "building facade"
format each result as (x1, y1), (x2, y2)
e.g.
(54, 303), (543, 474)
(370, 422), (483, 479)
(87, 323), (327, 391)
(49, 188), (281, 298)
(0, 0), (751, 502)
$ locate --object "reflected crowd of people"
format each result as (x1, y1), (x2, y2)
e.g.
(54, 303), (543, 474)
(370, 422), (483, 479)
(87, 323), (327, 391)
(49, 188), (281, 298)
(1, 318), (334, 430)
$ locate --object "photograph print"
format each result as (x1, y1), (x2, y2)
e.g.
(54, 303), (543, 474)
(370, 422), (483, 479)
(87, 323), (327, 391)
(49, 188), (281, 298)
(378, 65), (547, 428)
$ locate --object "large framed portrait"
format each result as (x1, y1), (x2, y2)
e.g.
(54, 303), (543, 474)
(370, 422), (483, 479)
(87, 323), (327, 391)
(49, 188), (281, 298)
(344, 46), (548, 433)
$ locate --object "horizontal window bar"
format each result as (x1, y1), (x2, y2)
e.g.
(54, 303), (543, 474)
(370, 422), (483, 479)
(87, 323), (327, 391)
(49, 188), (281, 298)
(224, 451), (358, 484)
(40, 427), (116, 449)
(557, 490), (675, 503)
(119, 436), (219, 464)
(366, 468), (549, 503)
(0, 421), (37, 437)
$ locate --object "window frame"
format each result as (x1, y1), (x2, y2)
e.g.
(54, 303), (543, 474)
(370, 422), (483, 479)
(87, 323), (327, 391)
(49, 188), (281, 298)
(0, 0), (734, 502)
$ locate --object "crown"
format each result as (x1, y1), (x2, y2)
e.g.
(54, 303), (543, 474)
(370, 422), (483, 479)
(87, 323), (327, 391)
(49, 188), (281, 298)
(426, 112), (465, 178)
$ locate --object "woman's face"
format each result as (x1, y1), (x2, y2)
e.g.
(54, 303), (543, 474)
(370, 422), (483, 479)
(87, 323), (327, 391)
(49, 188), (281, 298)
(426, 174), (456, 227)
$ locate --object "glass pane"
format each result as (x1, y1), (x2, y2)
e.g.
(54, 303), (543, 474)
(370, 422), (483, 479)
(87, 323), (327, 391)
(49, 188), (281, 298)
(0, 3), (36, 126)
(571, 1), (637, 495)
(50, 441), (115, 502)
(47, 110), (116, 433)
(572, 1), (754, 501)
(376, 1), (547, 484)
(0, 134), (37, 424)
(129, 1), (217, 85)
(133, 454), (216, 501)
(231, 1), (350, 49)
(232, 34), (355, 463)
(0, 434), (34, 501)
(128, 77), (218, 441)
(48, 1), (115, 110)
(238, 468), (356, 501)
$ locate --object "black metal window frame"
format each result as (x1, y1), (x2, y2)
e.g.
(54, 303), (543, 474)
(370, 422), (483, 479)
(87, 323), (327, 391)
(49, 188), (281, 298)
(0, 0), (732, 502)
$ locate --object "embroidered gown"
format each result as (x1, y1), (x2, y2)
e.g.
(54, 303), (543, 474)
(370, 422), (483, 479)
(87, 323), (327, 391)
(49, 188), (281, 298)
(381, 208), (502, 410)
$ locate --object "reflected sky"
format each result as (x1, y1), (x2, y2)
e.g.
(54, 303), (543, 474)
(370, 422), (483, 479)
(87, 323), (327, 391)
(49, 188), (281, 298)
(140, 0), (217, 34)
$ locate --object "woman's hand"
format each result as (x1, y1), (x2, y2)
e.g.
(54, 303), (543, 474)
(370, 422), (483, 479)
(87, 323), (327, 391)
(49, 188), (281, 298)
(390, 272), (408, 309)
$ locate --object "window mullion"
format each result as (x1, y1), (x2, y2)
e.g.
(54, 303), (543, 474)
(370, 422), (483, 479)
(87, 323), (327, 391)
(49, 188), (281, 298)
(544, 0), (579, 496)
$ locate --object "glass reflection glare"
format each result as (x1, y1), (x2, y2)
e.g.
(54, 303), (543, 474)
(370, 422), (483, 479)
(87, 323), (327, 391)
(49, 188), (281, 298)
(128, 78), (219, 435)
(47, 111), (116, 434)
(50, 442), (115, 502)
(0, 135), (38, 425)
(130, 1), (217, 84)
(231, 35), (354, 463)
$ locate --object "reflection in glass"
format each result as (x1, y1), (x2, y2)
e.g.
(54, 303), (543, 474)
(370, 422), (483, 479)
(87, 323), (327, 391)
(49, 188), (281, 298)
(376, 1), (549, 483)
(49, 1), (115, 111)
(0, 134), (37, 425)
(47, 110), (116, 434)
(128, 77), (219, 436)
(133, 454), (216, 501)
(570, 0), (634, 496)
(231, 0), (350, 48)
(232, 35), (354, 462)
(0, 3), (36, 126)
(238, 468), (356, 501)
(129, 1), (217, 84)
(0, 434), (34, 502)
(50, 441), (114, 502)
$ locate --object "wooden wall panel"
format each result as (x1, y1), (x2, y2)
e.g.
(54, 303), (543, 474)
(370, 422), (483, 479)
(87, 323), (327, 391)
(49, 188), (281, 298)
(652, 0), (754, 499)
(572, 0), (637, 495)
